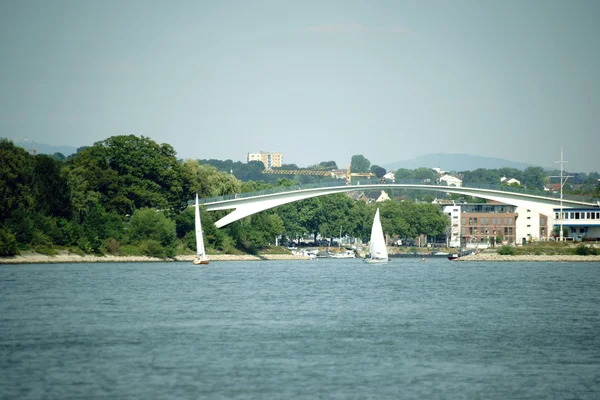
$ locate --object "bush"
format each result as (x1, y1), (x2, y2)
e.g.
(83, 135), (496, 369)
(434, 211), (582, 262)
(127, 208), (177, 257)
(139, 239), (167, 258)
(497, 245), (516, 256)
(0, 228), (19, 256)
(573, 244), (597, 256)
(104, 237), (120, 255)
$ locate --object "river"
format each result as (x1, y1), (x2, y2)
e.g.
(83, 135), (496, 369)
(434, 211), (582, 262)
(1, 258), (599, 399)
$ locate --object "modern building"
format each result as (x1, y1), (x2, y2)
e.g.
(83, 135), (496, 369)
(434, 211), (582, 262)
(553, 208), (600, 240)
(442, 203), (518, 248)
(247, 151), (283, 169)
(515, 207), (549, 244)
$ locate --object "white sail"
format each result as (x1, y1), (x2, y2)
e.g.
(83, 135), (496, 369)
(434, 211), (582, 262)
(364, 208), (388, 264)
(194, 194), (209, 265)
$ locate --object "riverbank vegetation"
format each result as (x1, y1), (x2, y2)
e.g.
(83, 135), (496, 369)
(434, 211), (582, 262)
(1, 136), (450, 258)
(495, 242), (598, 256)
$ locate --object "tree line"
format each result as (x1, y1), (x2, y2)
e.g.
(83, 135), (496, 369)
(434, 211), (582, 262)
(0, 135), (451, 258)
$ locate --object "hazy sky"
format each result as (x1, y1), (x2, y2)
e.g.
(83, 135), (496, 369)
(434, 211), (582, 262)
(2, 0), (599, 172)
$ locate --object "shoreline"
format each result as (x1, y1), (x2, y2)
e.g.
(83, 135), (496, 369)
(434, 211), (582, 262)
(457, 253), (600, 262)
(2, 251), (600, 264)
(0, 252), (312, 264)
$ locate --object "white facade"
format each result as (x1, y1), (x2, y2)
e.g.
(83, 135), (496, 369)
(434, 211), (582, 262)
(376, 190), (390, 202)
(515, 206), (549, 243)
(439, 174), (463, 187)
(501, 177), (521, 185)
(383, 171), (395, 181)
(443, 205), (462, 248)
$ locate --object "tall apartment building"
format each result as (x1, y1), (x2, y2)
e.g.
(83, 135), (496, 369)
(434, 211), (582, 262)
(247, 152), (283, 169)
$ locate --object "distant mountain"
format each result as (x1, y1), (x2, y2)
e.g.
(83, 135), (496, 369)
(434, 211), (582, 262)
(12, 140), (78, 157)
(383, 153), (536, 172)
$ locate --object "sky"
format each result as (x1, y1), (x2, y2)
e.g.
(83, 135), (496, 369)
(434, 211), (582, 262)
(1, 0), (599, 172)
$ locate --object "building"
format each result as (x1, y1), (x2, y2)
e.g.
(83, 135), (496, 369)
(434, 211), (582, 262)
(515, 207), (549, 244)
(442, 204), (462, 247)
(442, 203), (518, 248)
(553, 208), (600, 240)
(247, 152), (283, 169)
(500, 177), (521, 185)
(439, 174), (463, 187)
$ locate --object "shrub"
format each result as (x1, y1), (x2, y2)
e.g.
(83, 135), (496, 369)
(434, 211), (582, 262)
(104, 238), (121, 255)
(35, 246), (58, 256)
(497, 245), (516, 256)
(574, 244), (597, 256)
(0, 228), (19, 256)
(139, 239), (167, 258)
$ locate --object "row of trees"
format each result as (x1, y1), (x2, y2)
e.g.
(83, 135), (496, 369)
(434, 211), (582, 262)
(0, 136), (450, 258)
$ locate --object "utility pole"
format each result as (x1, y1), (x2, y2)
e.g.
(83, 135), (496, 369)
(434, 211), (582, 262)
(552, 147), (571, 241)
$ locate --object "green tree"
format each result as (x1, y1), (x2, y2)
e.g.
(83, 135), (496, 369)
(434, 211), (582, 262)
(182, 160), (241, 198)
(127, 208), (177, 258)
(0, 227), (19, 256)
(395, 168), (414, 181)
(370, 165), (387, 179)
(413, 167), (436, 181)
(66, 135), (189, 216)
(522, 166), (545, 190)
(0, 139), (36, 221)
(350, 155), (371, 173)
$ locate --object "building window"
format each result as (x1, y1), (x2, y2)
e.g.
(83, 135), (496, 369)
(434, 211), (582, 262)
(462, 217), (466, 225)
(461, 227), (466, 234)
(527, 225), (531, 228)
(527, 216), (531, 220)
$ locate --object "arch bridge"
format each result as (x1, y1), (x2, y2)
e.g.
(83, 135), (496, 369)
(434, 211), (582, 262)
(197, 181), (598, 228)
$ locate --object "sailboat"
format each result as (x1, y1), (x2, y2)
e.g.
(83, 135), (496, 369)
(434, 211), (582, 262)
(363, 208), (388, 264)
(193, 194), (209, 265)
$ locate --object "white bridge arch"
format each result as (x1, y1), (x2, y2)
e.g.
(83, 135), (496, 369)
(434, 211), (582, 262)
(198, 182), (598, 228)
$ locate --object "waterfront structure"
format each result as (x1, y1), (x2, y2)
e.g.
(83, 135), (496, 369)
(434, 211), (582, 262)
(515, 207), (549, 244)
(442, 205), (462, 248)
(247, 151), (282, 169)
(553, 208), (600, 240)
(442, 203), (518, 247)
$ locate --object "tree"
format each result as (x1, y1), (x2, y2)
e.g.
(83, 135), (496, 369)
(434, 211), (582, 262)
(413, 167), (436, 181)
(522, 166), (545, 190)
(182, 160), (241, 198)
(33, 155), (70, 218)
(350, 155), (371, 173)
(127, 208), (177, 258)
(0, 139), (36, 221)
(66, 135), (189, 217)
(370, 165), (386, 179)
(0, 227), (19, 256)
(395, 168), (414, 181)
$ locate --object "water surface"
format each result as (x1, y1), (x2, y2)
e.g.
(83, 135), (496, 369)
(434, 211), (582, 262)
(1, 258), (599, 399)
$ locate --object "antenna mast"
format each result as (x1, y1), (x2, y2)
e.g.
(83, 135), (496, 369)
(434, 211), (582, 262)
(551, 147), (572, 241)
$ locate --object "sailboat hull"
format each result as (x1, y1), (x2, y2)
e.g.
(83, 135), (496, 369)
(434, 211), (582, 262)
(363, 258), (388, 264)
(193, 259), (209, 265)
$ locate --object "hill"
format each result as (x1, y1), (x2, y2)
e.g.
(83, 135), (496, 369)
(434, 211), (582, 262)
(383, 153), (536, 172)
(12, 140), (78, 157)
